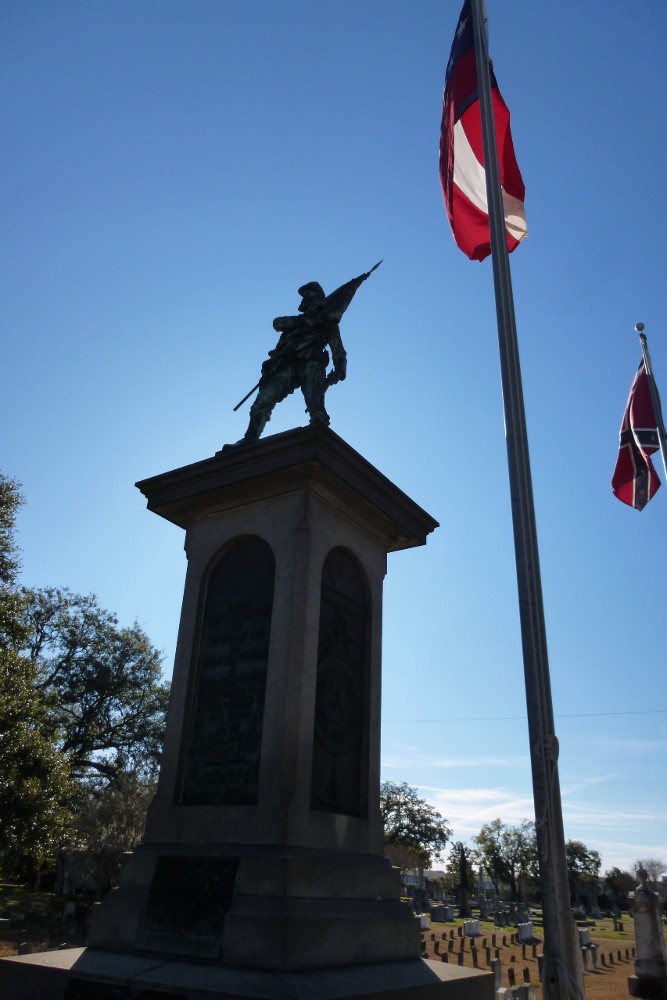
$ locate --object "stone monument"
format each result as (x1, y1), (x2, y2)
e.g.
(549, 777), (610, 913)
(0, 272), (494, 997)
(628, 866), (667, 999)
(0, 425), (493, 999)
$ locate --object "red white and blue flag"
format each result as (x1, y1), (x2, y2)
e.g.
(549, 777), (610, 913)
(439, 0), (527, 261)
(612, 361), (661, 510)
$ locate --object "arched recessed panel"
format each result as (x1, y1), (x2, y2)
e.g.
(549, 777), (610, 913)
(181, 536), (275, 806)
(311, 547), (370, 817)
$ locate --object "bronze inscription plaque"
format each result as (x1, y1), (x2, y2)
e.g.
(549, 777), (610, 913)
(181, 536), (275, 806)
(311, 547), (370, 816)
(136, 855), (237, 959)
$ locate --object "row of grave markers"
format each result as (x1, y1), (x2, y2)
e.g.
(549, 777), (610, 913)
(421, 922), (637, 997)
(426, 903), (538, 928)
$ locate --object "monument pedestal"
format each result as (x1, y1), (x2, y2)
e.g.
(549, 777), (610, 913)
(2, 949), (492, 1000)
(0, 426), (493, 999)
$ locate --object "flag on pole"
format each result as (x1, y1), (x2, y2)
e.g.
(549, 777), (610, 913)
(439, 0), (527, 261)
(612, 361), (661, 510)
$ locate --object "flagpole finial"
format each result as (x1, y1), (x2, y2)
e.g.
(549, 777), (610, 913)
(636, 323), (645, 332)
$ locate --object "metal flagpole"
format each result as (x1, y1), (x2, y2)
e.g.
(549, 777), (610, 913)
(469, 2), (584, 997)
(636, 323), (667, 481)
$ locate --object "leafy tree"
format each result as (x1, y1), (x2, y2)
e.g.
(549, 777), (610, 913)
(383, 841), (425, 872)
(634, 858), (666, 892)
(0, 474), (22, 586)
(66, 772), (156, 896)
(0, 474), (28, 649)
(603, 867), (636, 909)
(444, 840), (475, 915)
(380, 781), (451, 867)
(565, 839), (601, 906)
(0, 650), (75, 878)
(18, 587), (169, 785)
(445, 841), (474, 891)
(474, 818), (505, 894)
(0, 473), (168, 882)
(474, 818), (537, 901)
(0, 475), (74, 878)
(502, 819), (538, 900)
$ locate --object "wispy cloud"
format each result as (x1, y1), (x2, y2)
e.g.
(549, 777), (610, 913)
(381, 750), (527, 772)
(595, 736), (667, 754)
(584, 835), (667, 864)
(392, 778), (667, 871)
(380, 748), (667, 870)
(560, 773), (623, 796)
(562, 800), (667, 828)
(417, 784), (535, 835)
(430, 756), (524, 769)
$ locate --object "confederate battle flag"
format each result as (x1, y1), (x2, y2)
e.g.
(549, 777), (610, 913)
(612, 362), (661, 510)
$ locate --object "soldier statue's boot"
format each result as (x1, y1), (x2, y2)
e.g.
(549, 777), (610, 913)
(243, 406), (270, 442)
(308, 410), (330, 428)
(307, 399), (330, 428)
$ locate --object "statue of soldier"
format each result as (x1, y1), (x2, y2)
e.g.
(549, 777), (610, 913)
(235, 262), (381, 443)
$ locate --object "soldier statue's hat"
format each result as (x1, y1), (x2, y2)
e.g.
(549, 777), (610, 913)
(298, 281), (325, 300)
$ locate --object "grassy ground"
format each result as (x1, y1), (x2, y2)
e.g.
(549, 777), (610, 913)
(0, 885), (661, 1000)
(0, 883), (92, 957)
(423, 914), (664, 1000)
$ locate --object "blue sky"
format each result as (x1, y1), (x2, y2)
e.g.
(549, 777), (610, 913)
(2, 0), (666, 874)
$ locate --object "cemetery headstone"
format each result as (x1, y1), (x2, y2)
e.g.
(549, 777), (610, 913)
(518, 922), (534, 944)
(628, 866), (667, 999)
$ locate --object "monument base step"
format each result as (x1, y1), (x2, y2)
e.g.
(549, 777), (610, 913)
(628, 972), (667, 999)
(0, 948), (494, 1000)
(86, 848), (420, 969)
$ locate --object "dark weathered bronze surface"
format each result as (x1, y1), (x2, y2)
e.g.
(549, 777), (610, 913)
(235, 263), (381, 443)
(136, 855), (238, 959)
(311, 548), (369, 817)
(181, 537), (275, 806)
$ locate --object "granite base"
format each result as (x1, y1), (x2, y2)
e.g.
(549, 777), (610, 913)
(0, 949), (494, 1000)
